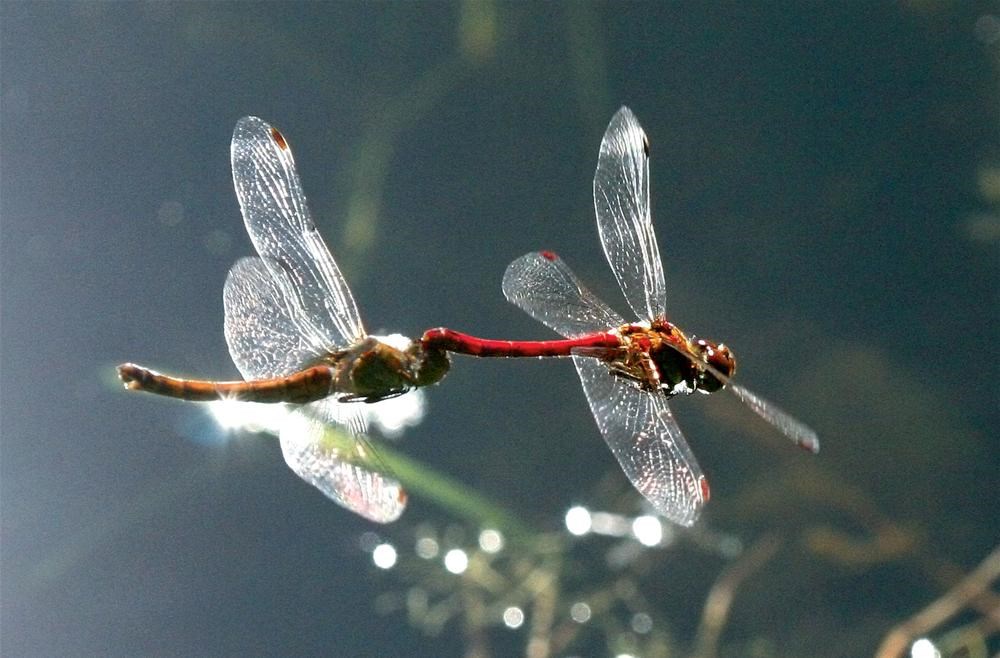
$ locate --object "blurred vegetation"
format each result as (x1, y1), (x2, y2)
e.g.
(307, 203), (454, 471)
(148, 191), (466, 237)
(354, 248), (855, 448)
(301, 410), (999, 658)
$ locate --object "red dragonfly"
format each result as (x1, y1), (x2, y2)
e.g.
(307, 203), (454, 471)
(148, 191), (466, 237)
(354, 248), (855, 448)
(423, 107), (819, 526)
(120, 117), (450, 522)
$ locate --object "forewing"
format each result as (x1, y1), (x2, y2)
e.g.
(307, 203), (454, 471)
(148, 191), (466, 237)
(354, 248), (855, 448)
(224, 257), (332, 380)
(593, 107), (666, 321)
(727, 384), (820, 453)
(231, 117), (364, 349)
(279, 401), (406, 523)
(502, 251), (624, 338)
(574, 356), (706, 526)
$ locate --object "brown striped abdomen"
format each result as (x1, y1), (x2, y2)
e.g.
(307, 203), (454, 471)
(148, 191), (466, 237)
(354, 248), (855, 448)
(116, 363), (335, 404)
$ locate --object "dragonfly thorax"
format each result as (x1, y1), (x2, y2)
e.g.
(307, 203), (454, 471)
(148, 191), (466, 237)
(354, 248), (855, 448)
(322, 336), (450, 402)
(615, 321), (736, 397)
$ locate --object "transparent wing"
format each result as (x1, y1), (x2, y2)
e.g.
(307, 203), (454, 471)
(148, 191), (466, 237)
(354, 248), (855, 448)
(231, 117), (364, 351)
(574, 356), (707, 526)
(502, 251), (624, 338)
(230, 119), (406, 523)
(727, 384), (820, 453)
(224, 256), (332, 380)
(593, 106), (667, 321)
(279, 401), (406, 523)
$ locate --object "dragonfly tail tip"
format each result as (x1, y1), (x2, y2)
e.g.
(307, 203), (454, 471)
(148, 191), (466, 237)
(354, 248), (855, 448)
(116, 363), (146, 390)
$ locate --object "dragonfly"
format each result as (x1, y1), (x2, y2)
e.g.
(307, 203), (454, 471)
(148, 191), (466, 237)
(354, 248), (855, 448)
(119, 117), (450, 522)
(423, 107), (819, 526)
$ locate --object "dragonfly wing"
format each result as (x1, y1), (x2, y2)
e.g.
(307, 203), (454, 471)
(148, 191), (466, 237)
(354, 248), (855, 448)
(224, 256), (330, 380)
(502, 251), (625, 338)
(279, 401), (406, 523)
(231, 117), (365, 351)
(593, 107), (667, 321)
(727, 384), (820, 453)
(574, 355), (707, 526)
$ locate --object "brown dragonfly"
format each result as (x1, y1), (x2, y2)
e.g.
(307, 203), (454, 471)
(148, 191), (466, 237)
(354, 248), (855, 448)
(119, 117), (449, 522)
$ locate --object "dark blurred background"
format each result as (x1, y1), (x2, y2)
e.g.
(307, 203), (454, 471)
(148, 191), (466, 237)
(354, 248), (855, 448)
(2, 3), (997, 656)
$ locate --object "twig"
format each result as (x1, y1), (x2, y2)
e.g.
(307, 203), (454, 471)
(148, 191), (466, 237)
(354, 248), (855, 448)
(874, 544), (1000, 658)
(692, 533), (783, 658)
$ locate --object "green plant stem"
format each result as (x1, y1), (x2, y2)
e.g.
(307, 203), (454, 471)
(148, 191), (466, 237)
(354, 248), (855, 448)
(314, 423), (537, 540)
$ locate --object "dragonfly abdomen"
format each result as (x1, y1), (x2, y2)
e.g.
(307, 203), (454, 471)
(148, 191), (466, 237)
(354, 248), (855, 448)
(421, 327), (621, 358)
(117, 363), (336, 404)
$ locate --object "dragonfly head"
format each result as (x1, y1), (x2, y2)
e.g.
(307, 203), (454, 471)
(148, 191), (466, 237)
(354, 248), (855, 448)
(406, 343), (451, 388)
(692, 338), (736, 393)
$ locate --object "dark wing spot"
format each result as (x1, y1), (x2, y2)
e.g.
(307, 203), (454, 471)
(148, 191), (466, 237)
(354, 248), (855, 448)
(641, 134), (650, 157)
(270, 127), (288, 151)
